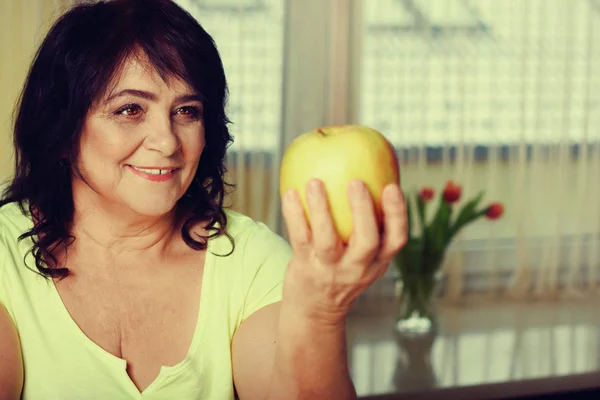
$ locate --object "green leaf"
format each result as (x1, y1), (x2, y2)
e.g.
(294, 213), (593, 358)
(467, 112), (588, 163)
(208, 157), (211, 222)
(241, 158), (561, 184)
(448, 191), (484, 240)
(416, 193), (426, 234)
(405, 192), (413, 240)
(436, 201), (451, 249)
(457, 208), (487, 234)
(426, 198), (451, 251)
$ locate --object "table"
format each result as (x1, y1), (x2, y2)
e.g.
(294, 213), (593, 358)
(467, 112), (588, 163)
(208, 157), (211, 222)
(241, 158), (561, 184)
(346, 297), (600, 399)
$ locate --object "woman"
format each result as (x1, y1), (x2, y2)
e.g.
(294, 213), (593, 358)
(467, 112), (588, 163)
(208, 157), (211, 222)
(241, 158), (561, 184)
(0, 0), (407, 399)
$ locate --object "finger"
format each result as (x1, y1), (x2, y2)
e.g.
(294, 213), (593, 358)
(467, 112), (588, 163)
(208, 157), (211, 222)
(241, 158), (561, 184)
(376, 183), (408, 265)
(345, 179), (380, 264)
(305, 179), (343, 263)
(281, 188), (311, 256)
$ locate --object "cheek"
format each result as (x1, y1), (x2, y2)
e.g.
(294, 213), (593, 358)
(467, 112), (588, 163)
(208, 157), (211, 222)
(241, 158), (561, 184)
(179, 132), (205, 186)
(181, 130), (206, 161)
(80, 121), (139, 163)
(77, 126), (137, 185)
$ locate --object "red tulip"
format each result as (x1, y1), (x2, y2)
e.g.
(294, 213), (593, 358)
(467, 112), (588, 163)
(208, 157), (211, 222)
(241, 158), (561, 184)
(485, 203), (504, 220)
(419, 187), (435, 202)
(442, 180), (461, 204)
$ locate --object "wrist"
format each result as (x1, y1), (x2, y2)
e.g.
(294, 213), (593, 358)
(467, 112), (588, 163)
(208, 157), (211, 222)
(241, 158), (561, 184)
(281, 266), (355, 328)
(278, 298), (349, 334)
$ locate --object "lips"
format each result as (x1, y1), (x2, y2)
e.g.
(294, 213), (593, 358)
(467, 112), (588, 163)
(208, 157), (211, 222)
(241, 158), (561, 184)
(129, 166), (175, 175)
(126, 165), (179, 182)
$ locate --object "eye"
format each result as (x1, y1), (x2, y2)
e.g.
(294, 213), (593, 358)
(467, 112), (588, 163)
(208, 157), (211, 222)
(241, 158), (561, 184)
(174, 105), (202, 120)
(115, 103), (144, 117)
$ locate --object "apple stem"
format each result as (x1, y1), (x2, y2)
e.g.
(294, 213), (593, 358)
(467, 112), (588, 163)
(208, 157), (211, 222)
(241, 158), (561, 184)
(317, 128), (326, 136)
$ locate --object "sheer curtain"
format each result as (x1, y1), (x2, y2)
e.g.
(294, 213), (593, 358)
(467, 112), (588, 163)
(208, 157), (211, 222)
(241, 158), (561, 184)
(354, 0), (600, 300)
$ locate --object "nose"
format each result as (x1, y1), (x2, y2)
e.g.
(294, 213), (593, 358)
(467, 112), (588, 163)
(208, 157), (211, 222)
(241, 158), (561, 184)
(143, 117), (181, 156)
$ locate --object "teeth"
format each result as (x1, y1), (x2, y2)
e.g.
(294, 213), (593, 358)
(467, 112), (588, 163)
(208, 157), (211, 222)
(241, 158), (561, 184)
(132, 166), (171, 175)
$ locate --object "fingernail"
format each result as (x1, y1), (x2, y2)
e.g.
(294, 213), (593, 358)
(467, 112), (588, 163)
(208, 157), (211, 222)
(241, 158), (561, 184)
(349, 179), (363, 194)
(307, 179), (321, 195)
(386, 184), (401, 204)
(282, 189), (296, 207)
(284, 188), (296, 201)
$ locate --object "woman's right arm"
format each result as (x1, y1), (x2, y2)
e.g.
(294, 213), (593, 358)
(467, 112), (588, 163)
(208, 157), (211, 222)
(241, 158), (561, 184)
(0, 303), (23, 400)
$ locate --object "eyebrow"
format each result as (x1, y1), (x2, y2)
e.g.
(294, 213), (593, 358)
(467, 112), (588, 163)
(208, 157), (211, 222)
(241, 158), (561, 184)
(104, 89), (202, 104)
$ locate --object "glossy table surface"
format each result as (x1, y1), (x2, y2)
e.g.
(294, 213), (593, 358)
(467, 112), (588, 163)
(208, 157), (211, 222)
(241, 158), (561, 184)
(346, 297), (600, 399)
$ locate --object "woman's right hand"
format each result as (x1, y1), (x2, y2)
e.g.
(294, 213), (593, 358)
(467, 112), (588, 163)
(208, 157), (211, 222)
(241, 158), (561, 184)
(0, 304), (23, 400)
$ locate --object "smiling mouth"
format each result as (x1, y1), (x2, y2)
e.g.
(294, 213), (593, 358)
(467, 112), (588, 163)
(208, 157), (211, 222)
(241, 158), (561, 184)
(127, 165), (178, 175)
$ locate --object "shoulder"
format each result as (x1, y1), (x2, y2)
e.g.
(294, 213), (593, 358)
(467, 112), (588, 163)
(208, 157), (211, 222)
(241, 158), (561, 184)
(222, 209), (271, 237)
(0, 202), (32, 241)
(0, 201), (33, 281)
(220, 209), (290, 254)
(222, 209), (261, 237)
(217, 211), (292, 322)
(211, 209), (292, 278)
(0, 203), (34, 321)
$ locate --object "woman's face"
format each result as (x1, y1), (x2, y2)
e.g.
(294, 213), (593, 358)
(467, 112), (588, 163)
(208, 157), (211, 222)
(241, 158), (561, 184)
(74, 56), (205, 217)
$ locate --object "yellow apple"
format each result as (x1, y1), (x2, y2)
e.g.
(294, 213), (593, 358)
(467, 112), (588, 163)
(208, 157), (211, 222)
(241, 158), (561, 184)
(279, 124), (400, 243)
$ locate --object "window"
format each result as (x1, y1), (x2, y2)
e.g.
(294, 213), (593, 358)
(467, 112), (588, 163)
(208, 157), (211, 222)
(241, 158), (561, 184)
(358, 0), (600, 161)
(175, 0), (285, 153)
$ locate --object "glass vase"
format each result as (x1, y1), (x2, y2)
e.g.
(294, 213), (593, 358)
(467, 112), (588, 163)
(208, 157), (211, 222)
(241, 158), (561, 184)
(394, 271), (443, 336)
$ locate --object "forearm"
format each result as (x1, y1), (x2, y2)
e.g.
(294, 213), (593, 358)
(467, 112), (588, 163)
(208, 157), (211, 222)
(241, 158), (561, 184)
(265, 302), (357, 400)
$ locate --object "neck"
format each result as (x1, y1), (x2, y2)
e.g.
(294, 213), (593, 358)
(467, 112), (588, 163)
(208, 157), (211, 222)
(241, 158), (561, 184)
(72, 205), (179, 254)
(68, 196), (184, 271)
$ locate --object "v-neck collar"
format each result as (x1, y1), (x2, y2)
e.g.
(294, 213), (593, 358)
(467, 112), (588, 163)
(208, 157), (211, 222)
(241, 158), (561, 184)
(45, 237), (215, 396)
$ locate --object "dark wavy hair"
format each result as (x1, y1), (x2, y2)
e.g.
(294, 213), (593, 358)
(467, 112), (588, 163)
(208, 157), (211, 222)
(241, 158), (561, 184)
(0, 0), (235, 278)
